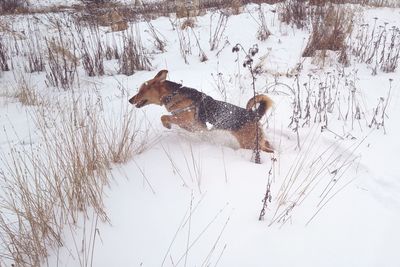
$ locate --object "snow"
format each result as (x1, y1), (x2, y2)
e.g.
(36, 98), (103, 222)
(1, 2), (400, 267)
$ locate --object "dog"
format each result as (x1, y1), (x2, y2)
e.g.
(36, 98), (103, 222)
(129, 70), (274, 153)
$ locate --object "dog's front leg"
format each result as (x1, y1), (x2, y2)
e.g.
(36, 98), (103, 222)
(161, 114), (190, 130)
(161, 115), (172, 129)
(161, 112), (205, 132)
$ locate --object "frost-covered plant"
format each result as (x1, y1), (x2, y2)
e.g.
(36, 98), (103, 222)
(256, 6), (271, 41)
(232, 43), (263, 163)
(368, 78), (393, 134)
(173, 19), (192, 64)
(209, 11), (229, 51)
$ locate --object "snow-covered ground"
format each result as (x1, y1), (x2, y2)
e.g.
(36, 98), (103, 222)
(1, 2), (400, 267)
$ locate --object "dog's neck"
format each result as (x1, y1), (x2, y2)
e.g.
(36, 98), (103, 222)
(164, 81), (183, 93)
(159, 80), (183, 104)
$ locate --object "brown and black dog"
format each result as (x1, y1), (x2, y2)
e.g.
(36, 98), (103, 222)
(129, 70), (274, 153)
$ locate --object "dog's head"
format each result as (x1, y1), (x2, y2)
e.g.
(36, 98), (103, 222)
(129, 70), (168, 108)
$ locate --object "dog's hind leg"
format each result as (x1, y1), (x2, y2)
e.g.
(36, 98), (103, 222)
(231, 122), (274, 153)
(260, 139), (274, 153)
(230, 123), (257, 151)
(257, 127), (274, 153)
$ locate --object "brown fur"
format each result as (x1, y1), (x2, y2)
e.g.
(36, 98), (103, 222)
(129, 70), (274, 153)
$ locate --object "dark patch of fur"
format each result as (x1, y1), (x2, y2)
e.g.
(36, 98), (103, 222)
(164, 81), (258, 131)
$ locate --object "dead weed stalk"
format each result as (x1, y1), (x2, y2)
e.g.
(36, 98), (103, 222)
(119, 26), (152, 76)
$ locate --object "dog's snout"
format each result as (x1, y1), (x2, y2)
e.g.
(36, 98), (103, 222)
(128, 96), (135, 104)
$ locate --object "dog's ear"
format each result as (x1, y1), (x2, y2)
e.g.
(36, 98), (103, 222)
(154, 70), (168, 82)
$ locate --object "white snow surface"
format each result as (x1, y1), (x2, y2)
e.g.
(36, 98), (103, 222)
(1, 3), (400, 267)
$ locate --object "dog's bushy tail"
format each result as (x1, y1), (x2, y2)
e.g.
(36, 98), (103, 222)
(246, 95), (273, 119)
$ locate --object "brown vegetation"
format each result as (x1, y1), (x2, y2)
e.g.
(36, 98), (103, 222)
(302, 5), (354, 59)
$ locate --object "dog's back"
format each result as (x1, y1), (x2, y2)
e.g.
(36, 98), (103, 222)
(165, 81), (257, 131)
(199, 97), (256, 130)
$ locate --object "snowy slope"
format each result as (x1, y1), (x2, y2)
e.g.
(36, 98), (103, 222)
(1, 3), (400, 267)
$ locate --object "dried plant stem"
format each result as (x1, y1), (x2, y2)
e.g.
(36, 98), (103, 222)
(259, 157), (275, 220)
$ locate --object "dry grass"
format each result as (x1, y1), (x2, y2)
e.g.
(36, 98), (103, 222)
(0, 0), (27, 14)
(303, 5), (354, 58)
(269, 127), (366, 226)
(226, 0), (243, 15)
(0, 37), (10, 72)
(12, 75), (43, 106)
(103, 104), (150, 164)
(1, 0), (399, 18)
(0, 91), (147, 266)
(0, 17), (151, 265)
(80, 0), (115, 6)
(119, 26), (152, 76)
(24, 30), (45, 73)
(75, 23), (105, 77)
(277, 1), (356, 66)
(45, 28), (79, 90)
(146, 20), (167, 53)
(278, 0), (309, 29)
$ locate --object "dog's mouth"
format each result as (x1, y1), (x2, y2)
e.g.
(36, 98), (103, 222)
(135, 100), (148, 108)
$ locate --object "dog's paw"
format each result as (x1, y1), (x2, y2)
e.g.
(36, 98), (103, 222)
(262, 141), (274, 153)
(161, 116), (172, 129)
(265, 148), (274, 153)
(163, 122), (172, 129)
